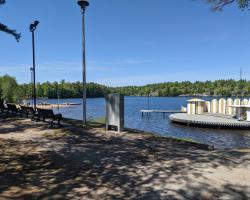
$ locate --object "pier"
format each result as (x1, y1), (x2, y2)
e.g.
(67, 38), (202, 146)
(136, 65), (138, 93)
(170, 113), (250, 129)
(141, 109), (185, 117)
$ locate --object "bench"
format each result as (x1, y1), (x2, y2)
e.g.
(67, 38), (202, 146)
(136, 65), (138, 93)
(37, 108), (62, 127)
(0, 103), (8, 113)
(20, 106), (37, 120)
(6, 103), (21, 115)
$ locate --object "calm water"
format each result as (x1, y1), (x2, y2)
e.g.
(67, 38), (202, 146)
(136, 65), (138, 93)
(37, 97), (250, 149)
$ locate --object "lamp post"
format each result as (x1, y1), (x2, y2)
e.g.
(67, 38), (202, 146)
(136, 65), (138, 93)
(30, 67), (34, 106)
(147, 93), (150, 111)
(29, 20), (39, 110)
(77, 0), (89, 125)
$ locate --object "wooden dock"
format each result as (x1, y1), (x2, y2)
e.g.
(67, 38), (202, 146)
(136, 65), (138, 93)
(140, 109), (185, 117)
(169, 113), (250, 129)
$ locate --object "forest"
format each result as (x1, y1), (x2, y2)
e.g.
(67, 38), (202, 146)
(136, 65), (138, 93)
(1, 75), (250, 102)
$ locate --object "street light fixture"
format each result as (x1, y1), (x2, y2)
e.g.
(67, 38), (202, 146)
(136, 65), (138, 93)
(29, 20), (39, 110)
(77, 0), (89, 125)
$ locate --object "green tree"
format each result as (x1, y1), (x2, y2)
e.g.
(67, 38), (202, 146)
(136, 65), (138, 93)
(0, 75), (18, 102)
(206, 0), (249, 11)
(0, 0), (21, 41)
(3, 75), (250, 99)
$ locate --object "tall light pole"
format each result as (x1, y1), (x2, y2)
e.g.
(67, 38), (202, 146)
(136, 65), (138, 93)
(77, 0), (89, 125)
(30, 67), (34, 106)
(29, 20), (39, 110)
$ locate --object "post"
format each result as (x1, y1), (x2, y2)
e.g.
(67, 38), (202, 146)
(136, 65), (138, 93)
(81, 8), (87, 124)
(30, 67), (34, 107)
(29, 20), (39, 110)
(32, 31), (36, 110)
(147, 93), (150, 111)
(77, 0), (89, 125)
(57, 89), (60, 110)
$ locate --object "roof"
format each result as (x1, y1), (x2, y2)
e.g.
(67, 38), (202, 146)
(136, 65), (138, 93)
(186, 98), (205, 102)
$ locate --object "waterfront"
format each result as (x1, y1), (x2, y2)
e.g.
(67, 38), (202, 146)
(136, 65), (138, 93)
(36, 97), (250, 149)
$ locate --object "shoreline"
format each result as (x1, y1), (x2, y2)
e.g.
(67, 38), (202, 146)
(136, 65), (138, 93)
(64, 117), (215, 150)
(36, 104), (80, 109)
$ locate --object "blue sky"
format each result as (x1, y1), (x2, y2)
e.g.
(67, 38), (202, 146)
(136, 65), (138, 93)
(0, 0), (250, 86)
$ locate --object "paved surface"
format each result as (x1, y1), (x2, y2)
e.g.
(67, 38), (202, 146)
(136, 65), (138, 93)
(0, 115), (250, 200)
(170, 113), (250, 128)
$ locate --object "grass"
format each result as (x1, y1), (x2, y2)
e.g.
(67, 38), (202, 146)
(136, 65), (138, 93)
(90, 116), (106, 124)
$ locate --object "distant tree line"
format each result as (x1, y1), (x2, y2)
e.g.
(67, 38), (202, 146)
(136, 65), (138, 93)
(112, 79), (250, 97)
(0, 75), (109, 102)
(1, 75), (250, 103)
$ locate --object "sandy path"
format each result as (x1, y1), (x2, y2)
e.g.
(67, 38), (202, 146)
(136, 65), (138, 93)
(0, 116), (249, 200)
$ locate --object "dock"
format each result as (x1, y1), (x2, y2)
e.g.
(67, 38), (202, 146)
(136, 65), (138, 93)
(169, 113), (250, 129)
(141, 109), (185, 117)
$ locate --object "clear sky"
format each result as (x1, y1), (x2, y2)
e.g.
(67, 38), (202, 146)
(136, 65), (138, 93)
(0, 0), (250, 86)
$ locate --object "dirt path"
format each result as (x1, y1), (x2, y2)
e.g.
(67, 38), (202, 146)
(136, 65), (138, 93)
(0, 116), (250, 200)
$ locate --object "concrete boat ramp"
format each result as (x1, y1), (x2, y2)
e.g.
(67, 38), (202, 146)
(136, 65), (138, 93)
(170, 113), (250, 129)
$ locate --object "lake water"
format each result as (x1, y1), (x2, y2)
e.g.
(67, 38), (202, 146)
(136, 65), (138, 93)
(37, 97), (250, 149)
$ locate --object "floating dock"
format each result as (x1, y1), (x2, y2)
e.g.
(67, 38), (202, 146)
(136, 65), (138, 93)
(141, 110), (185, 117)
(169, 113), (250, 129)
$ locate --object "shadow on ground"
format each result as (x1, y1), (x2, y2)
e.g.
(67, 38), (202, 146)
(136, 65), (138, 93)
(0, 115), (249, 199)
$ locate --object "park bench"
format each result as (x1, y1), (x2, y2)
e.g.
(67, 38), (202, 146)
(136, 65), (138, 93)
(0, 103), (8, 113)
(37, 108), (62, 127)
(20, 105), (37, 120)
(6, 103), (21, 115)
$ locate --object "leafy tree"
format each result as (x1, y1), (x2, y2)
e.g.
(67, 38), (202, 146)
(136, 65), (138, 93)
(206, 0), (249, 11)
(0, 75), (18, 102)
(2, 75), (250, 100)
(15, 85), (27, 102)
(0, 0), (21, 41)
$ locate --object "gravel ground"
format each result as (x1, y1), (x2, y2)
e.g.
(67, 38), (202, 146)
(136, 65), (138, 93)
(0, 115), (250, 200)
